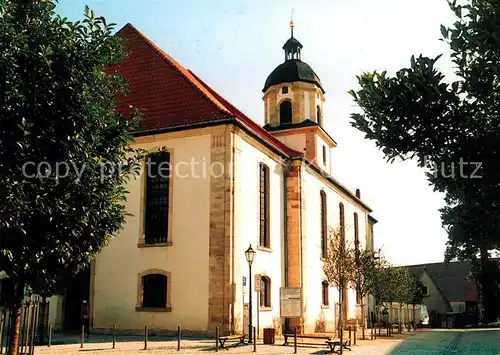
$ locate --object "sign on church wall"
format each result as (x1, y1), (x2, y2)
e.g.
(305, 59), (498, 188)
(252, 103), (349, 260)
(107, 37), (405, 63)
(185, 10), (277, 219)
(255, 274), (262, 292)
(280, 287), (302, 317)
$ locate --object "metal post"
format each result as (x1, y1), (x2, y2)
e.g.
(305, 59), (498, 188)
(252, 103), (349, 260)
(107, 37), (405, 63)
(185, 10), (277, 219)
(48, 324), (52, 347)
(215, 326), (219, 352)
(348, 326), (351, 345)
(248, 263), (253, 343)
(339, 328), (343, 355)
(6, 307), (12, 354)
(293, 327), (297, 354)
(80, 324), (85, 348)
(0, 310), (5, 354)
(177, 326), (181, 351)
(253, 327), (256, 352)
(29, 302), (37, 355)
(144, 326), (148, 350)
(112, 325), (116, 349)
(354, 325), (356, 345)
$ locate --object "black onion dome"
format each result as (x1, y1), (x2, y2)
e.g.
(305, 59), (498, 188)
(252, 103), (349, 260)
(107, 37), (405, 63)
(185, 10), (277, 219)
(263, 59), (324, 93)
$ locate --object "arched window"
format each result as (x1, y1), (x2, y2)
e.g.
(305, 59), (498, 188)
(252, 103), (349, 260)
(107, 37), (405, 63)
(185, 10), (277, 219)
(339, 203), (347, 313)
(259, 163), (270, 248)
(280, 101), (292, 124)
(354, 212), (361, 304)
(317, 105), (322, 126)
(322, 281), (329, 306)
(354, 213), (359, 247)
(141, 274), (167, 308)
(260, 276), (271, 307)
(339, 203), (345, 240)
(320, 191), (327, 258)
(145, 151), (171, 244)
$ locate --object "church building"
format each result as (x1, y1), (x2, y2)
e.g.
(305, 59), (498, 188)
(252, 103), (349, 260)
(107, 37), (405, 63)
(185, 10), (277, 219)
(58, 22), (378, 336)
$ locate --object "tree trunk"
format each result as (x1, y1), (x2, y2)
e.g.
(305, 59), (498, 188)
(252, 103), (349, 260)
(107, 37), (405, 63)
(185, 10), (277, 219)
(8, 282), (24, 355)
(360, 303), (365, 339)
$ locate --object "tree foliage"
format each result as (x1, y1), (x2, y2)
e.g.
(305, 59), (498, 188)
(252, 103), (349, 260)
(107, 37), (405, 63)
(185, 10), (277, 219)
(323, 226), (355, 328)
(0, 1), (142, 353)
(323, 227), (356, 290)
(349, 0), (500, 322)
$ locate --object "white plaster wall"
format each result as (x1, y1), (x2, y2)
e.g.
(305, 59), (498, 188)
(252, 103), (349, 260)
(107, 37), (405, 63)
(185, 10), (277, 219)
(316, 135), (331, 174)
(301, 169), (368, 333)
(47, 295), (62, 329)
(233, 135), (284, 337)
(275, 133), (306, 155)
(304, 92), (311, 120)
(92, 134), (211, 332)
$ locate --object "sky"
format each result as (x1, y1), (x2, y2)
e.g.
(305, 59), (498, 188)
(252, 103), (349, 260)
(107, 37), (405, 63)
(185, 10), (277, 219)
(57, 0), (459, 266)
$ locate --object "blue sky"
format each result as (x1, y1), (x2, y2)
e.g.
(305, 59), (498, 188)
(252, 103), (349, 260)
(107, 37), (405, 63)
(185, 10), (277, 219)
(56, 0), (458, 266)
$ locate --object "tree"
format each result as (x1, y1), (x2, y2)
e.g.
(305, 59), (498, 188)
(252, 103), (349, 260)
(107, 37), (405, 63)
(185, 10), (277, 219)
(392, 267), (415, 331)
(0, 1), (143, 353)
(352, 249), (379, 339)
(349, 0), (500, 322)
(323, 226), (356, 332)
(408, 278), (425, 327)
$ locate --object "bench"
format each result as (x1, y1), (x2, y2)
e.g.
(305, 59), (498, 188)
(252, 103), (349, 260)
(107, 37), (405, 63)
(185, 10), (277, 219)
(283, 333), (331, 346)
(326, 339), (351, 353)
(218, 334), (245, 349)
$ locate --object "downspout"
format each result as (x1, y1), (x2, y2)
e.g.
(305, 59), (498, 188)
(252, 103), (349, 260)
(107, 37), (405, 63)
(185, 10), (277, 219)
(283, 161), (290, 287)
(298, 159), (305, 333)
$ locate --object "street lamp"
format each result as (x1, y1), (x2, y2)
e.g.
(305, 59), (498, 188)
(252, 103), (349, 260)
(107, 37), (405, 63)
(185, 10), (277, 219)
(245, 245), (256, 343)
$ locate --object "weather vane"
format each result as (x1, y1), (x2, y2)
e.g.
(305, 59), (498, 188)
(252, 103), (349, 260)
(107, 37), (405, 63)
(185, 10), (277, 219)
(290, 9), (295, 37)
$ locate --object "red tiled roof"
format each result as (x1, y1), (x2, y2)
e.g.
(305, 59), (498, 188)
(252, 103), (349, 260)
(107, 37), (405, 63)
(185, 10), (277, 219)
(112, 23), (301, 158)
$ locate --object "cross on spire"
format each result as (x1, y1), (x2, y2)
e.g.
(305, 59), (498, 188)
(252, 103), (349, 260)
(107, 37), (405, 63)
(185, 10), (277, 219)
(290, 9), (295, 37)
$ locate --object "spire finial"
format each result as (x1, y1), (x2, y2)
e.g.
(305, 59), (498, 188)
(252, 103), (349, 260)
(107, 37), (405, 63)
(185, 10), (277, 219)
(290, 9), (295, 37)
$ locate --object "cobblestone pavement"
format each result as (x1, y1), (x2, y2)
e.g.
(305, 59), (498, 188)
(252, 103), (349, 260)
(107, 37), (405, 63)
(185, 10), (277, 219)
(30, 329), (500, 354)
(389, 329), (500, 355)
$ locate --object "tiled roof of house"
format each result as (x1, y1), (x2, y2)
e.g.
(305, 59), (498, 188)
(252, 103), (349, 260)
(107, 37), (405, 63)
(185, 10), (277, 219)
(112, 23), (301, 158)
(408, 261), (477, 302)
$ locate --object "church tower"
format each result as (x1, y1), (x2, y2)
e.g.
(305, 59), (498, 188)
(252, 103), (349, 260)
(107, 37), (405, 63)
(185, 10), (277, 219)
(262, 20), (336, 173)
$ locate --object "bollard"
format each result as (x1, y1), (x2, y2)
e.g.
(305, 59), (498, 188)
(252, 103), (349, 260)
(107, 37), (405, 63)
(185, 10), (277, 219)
(293, 327), (297, 354)
(144, 326), (148, 350)
(215, 326), (219, 352)
(253, 327), (256, 352)
(112, 325), (116, 349)
(48, 324), (52, 347)
(81, 324), (85, 348)
(354, 325), (357, 345)
(177, 326), (181, 351)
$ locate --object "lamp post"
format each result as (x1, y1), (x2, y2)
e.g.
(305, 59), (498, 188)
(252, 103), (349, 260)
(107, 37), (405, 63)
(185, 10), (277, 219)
(245, 245), (256, 343)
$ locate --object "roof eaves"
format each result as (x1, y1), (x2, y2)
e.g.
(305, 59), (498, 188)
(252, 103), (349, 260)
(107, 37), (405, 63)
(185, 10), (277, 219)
(187, 70), (302, 158)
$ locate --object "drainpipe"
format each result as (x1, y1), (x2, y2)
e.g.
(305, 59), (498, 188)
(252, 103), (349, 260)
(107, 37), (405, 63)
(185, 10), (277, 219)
(283, 161), (289, 288)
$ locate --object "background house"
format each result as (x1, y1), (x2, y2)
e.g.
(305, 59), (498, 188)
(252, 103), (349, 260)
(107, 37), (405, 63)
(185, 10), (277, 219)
(408, 261), (478, 328)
